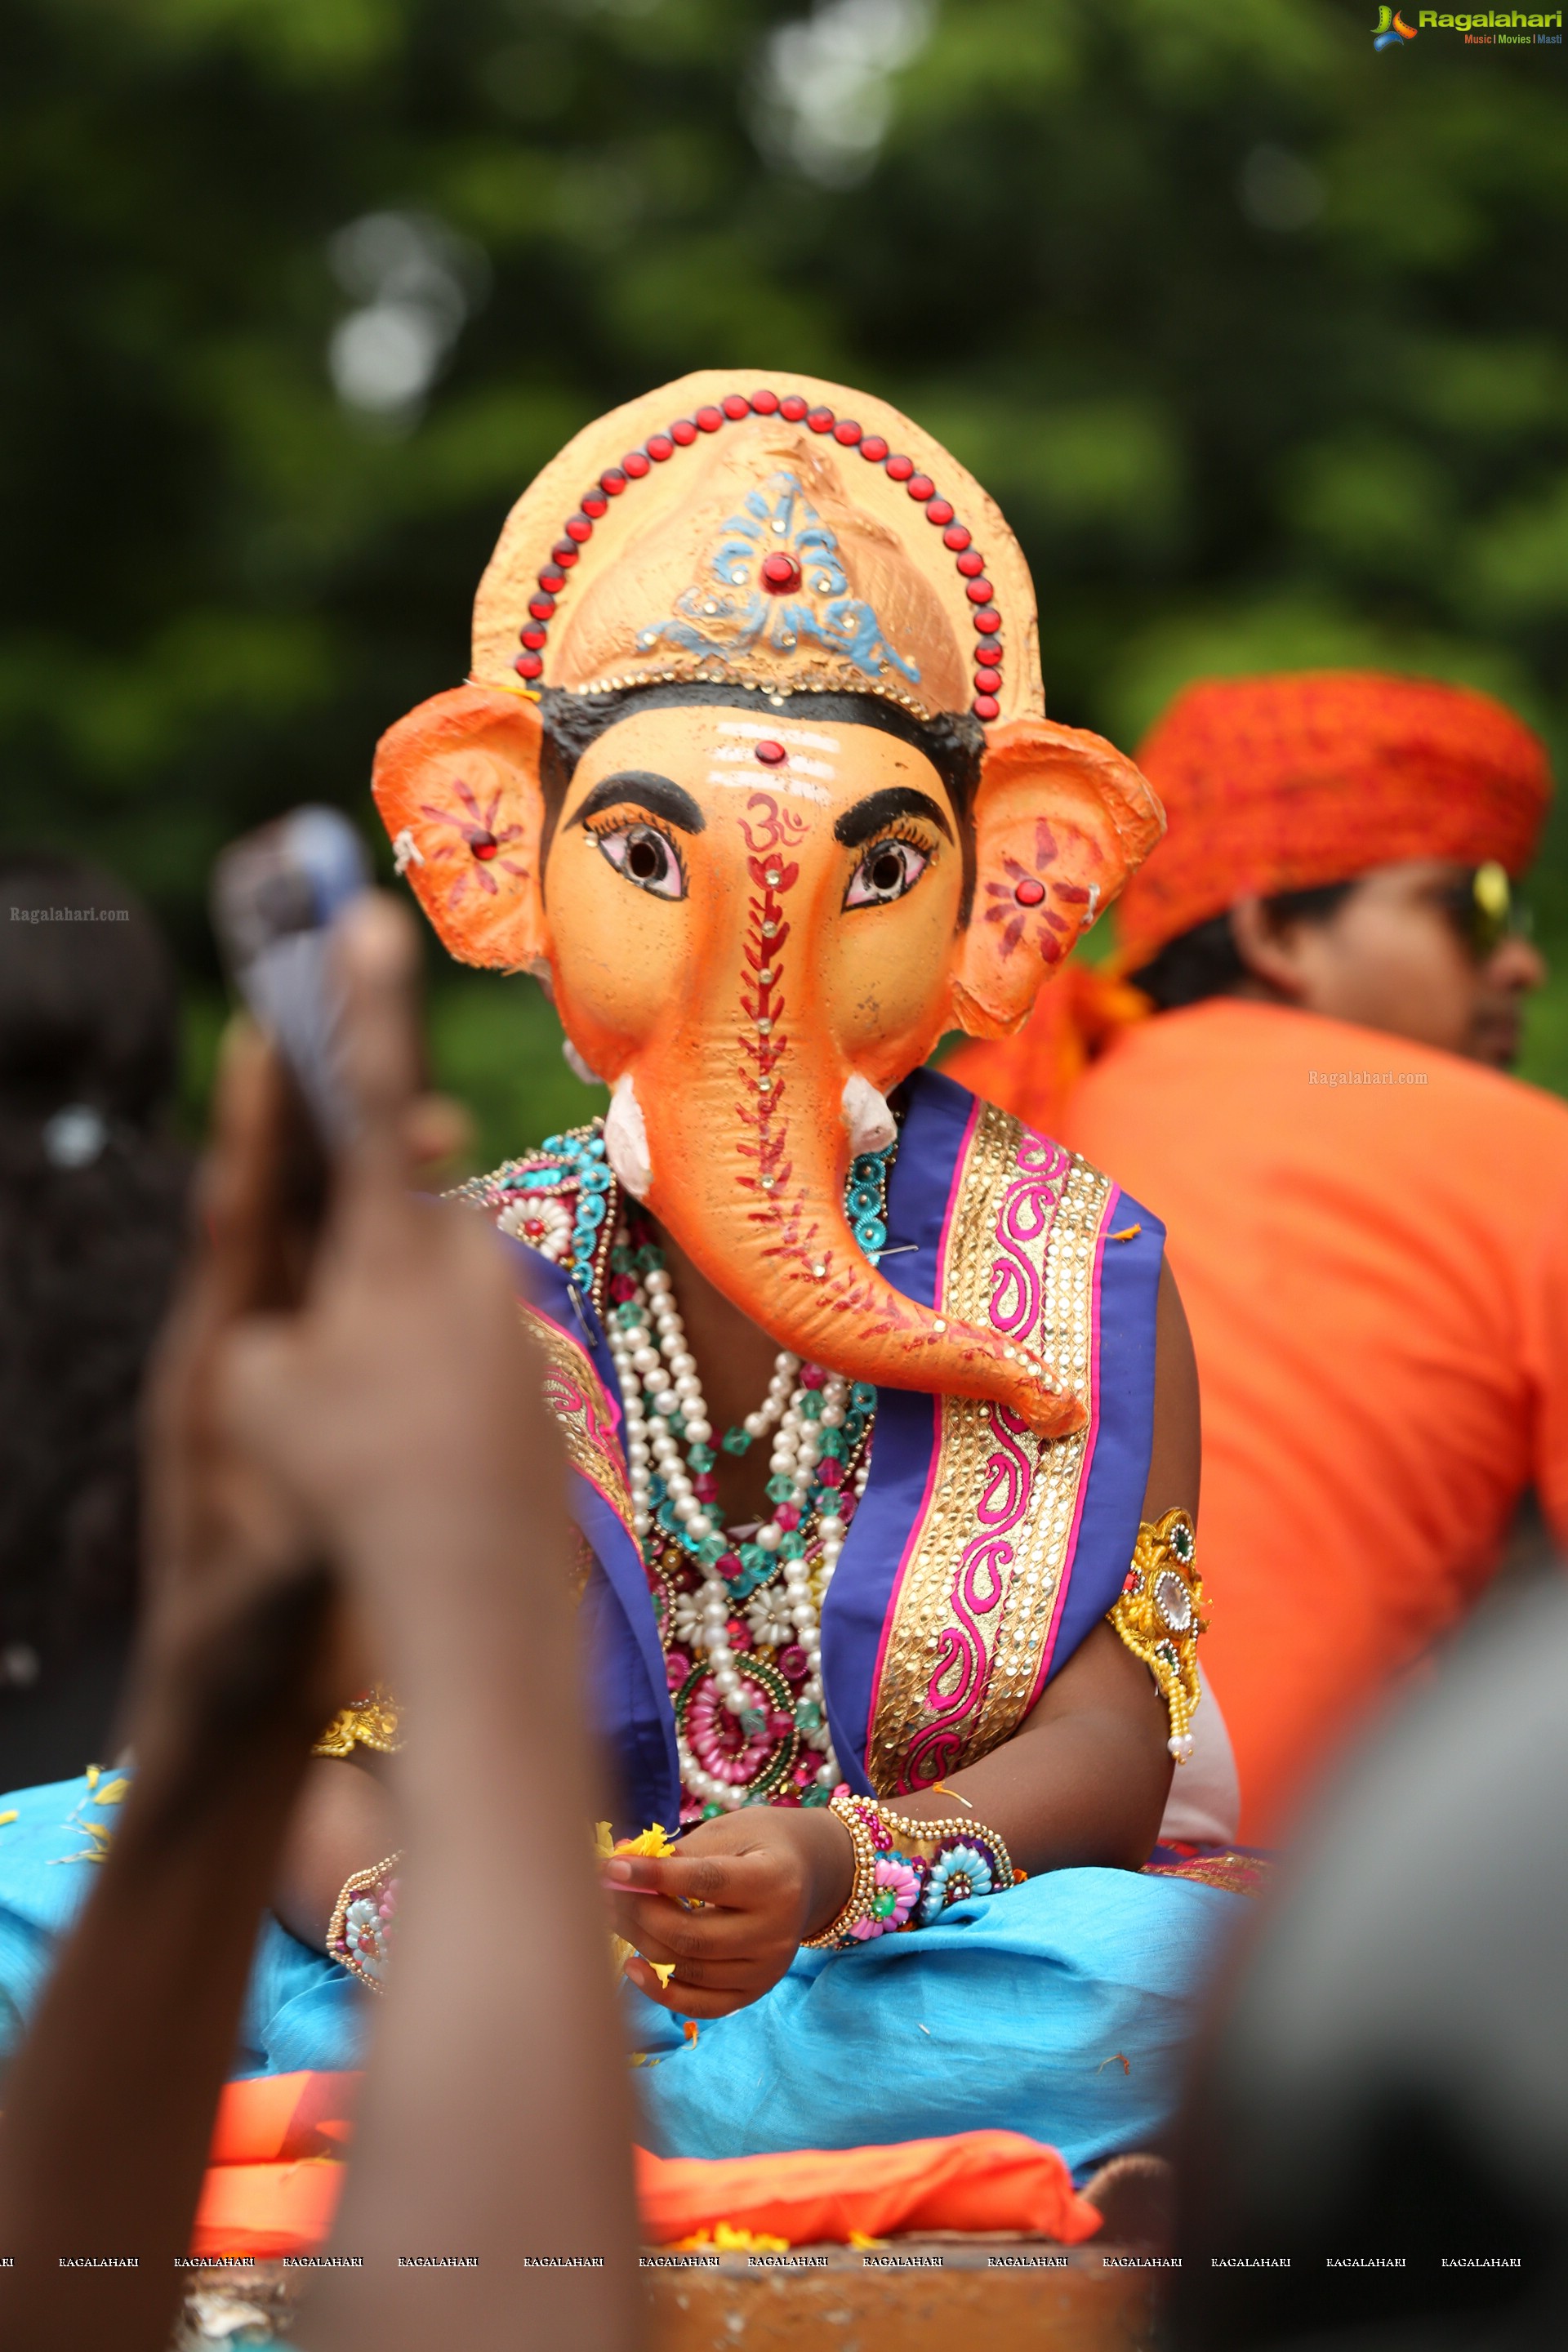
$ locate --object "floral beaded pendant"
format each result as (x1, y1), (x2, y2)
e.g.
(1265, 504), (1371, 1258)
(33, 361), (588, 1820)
(452, 1121), (619, 1305)
(612, 1195), (883, 1824)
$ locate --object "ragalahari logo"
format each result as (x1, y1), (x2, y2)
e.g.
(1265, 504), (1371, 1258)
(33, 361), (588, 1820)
(1374, 5), (1419, 42)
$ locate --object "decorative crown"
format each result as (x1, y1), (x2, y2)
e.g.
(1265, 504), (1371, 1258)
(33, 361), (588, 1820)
(470, 370), (1045, 729)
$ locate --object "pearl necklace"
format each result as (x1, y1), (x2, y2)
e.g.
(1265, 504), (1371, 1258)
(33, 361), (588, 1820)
(604, 1223), (874, 1814)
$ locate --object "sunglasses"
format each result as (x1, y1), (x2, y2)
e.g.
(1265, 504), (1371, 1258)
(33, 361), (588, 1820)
(1434, 862), (1530, 962)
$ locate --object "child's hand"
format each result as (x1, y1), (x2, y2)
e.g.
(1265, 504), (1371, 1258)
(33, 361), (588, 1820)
(604, 1805), (854, 2016)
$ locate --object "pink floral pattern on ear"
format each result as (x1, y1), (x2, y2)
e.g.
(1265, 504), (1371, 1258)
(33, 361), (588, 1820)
(981, 819), (1071, 962)
(418, 775), (531, 911)
(373, 684), (550, 973)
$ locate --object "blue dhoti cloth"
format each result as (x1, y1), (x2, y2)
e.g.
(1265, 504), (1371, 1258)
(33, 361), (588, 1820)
(623, 1864), (1243, 2180)
(0, 1774), (1242, 2178)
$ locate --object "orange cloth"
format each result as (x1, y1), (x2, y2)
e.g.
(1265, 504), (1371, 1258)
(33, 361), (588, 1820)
(635, 2130), (1099, 2247)
(208, 2069), (359, 2166)
(195, 2158), (348, 2260)
(192, 2075), (1098, 2256)
(1116, 672), (1551, 967)
(1045, 1000), (1568, 1840)
(946, 960), (1152, 1139)
(193, 2072), (360, 2256)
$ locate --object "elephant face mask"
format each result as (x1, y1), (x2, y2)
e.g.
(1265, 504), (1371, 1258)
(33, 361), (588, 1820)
(374, 372), (1163, 1435)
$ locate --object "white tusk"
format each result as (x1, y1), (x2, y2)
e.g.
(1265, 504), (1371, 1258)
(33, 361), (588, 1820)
(842, 1072), (897, 1156)
(604, 1071), (653, 1199)
(562, 1037), (605, 1087)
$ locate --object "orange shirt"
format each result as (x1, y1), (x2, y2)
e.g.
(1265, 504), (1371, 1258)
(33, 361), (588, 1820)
(1052, 1000), (1568, 1839)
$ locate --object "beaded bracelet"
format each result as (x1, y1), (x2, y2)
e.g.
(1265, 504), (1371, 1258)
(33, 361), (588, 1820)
(326, 1851), (402, 1993)
(800, 1794), (880, 1948)
(1107, 1508), (1207, 1762)
(803, 1790), (1020, 1952)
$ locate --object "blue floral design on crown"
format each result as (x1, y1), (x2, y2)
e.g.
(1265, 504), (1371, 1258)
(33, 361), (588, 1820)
(635, 470), (921, 688)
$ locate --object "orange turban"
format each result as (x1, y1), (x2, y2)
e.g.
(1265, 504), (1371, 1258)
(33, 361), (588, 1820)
(1115, 670), (1552, 970)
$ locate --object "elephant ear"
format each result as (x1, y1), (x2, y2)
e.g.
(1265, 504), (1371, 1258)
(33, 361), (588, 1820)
(372, 685), (549, 972)
(950, 716), (1165, 1040)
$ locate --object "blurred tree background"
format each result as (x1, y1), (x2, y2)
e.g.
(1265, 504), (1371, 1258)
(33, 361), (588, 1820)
(3, 0), (1565, 1161)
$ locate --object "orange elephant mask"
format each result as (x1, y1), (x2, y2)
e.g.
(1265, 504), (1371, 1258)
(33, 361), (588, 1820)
(373, 372), (1162, 1436)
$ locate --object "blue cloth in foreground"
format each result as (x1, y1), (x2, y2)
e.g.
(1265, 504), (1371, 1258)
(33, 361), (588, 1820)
(0, 1772), (368, 2085)
(0, 1775), (1242, 2179)
(626, 1864), (1245, 2181)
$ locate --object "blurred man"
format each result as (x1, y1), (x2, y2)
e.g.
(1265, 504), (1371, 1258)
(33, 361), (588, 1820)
(950, 672), (1568, 1841)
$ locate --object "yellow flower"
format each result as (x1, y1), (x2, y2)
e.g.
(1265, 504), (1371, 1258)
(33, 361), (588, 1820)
(666, 2223), (790, 2254)
(611, 1823), (678, 1859)
(598, 1823), (679, 1984)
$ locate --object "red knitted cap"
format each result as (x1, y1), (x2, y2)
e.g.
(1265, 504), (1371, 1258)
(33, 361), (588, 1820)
(1116, 670), (1552, 969)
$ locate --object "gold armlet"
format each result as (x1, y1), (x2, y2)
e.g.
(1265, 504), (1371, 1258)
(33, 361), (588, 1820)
(1108, 1508), (1207, 1763)
(312, 1683), (402, 1759)
(327, 1851), (402, 1993)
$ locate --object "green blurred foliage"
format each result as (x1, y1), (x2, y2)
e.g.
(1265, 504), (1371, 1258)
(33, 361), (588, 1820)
(3, 0), (1566, 1152)
(426, 971), (604, 1165)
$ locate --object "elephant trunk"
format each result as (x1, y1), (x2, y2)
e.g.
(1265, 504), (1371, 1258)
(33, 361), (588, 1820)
(605, 945), (1085, 1441)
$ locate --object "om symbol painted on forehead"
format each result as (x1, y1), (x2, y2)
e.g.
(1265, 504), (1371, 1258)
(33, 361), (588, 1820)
(635, 471), (922, 689)
(737, 793), (808, 856)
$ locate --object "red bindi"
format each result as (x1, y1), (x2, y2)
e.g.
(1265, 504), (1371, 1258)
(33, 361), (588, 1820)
(1013, 878), (1045, 906)
(755, 740), (787, 767)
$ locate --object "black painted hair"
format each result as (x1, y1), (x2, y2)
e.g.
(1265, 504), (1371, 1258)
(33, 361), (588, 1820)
(1127, 883), (1356, 1009)
(537, 681), (984, 835)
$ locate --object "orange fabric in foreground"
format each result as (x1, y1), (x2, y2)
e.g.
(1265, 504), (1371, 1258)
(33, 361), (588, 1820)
(193, 2072), (359, 2256)
(1040, 1000), (1568, 1840)
(635, 2132), (1100, 2247)
(193, 2075), (1098, 2256)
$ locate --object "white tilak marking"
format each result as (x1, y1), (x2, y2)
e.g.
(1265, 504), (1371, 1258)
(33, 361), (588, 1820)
(710, 747), (841, 785)
(708, 743), (836, 782)
(706, 769), (831, 804)
(715, 720), (841, 755)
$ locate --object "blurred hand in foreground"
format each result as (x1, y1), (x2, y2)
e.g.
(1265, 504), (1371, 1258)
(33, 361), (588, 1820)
(0, 893), (639, 2352)
(212, 896), (554, 1659)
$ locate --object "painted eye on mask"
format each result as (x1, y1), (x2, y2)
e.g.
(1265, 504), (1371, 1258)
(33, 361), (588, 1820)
(844, 836), (930, 910)
(592, 821), (686, 900)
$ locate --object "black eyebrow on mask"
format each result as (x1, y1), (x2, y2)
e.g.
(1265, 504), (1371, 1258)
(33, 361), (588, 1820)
(833, 785), (953, 849)
(575, 772), (707, 835)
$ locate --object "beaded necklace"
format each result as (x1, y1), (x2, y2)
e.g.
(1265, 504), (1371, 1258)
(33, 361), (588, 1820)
(459, 1118), (898, 1820)
(606, 1214), (877, 1817)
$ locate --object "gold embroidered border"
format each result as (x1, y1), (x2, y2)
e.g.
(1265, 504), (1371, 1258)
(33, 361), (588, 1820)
(867, 1102), (1113, 1796)
(519, 1300), (636, 1533)
(1143, 1851), (1271, 1900)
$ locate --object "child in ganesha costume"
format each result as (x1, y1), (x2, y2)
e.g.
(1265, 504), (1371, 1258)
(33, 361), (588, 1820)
(0, 372), (1254, 2180)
